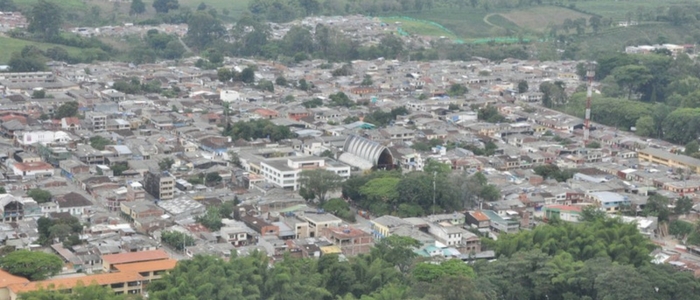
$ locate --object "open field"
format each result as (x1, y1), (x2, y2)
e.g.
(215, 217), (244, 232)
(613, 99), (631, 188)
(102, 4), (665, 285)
(577, 23), (693, 58)
(572, 0), (688, 21)
(485, 14), (520, 32)
(500, 6), (590, 32)
(14, 0), (85, 11)
(180, 0), (250, 18)
(0, 36), (83, 63)
(380, 17), (459, 40)
(403, 8), (498, 38)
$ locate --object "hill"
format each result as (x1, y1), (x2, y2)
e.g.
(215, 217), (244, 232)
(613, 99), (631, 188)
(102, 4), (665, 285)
(0, 36), (83, 64)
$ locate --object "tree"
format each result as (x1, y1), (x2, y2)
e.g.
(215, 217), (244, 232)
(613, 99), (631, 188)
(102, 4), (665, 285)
(27, 188), (51, 203)
(0, 0), (17, 11)
(110, 164), (128, 176)
(611, 65), (653, 99)
(158, 158), (174, 171)
(0, 250), (62, 280)
(228, 151), (241, 167)
(586, 141), (601, 148)
(644, 194), (671, 222)
(197, 1), (207, 10)
(130, 0), (146, 15)
(635, 116), (655, 137)
(89, 136), (111, 150)
(153, 0), (179, 13)
(160, 231), (195, 250)
(275, 75), (287, 86)
(197, 206), (224, 231)
(479, 184), (501, 201)
(686, 141), (699, 156)
(517, 80), (529, 93)
(205, 172), (222, 186)
(361, 74), (373, 86)
(240, 66), (255, 83)
(447, 83), (468, 97)
(185, 12), (225, 49)
(298, 169), (343, 203)
(54, 101), (79, 119)
(675, 196), (694, 215)
(28, 0), (63, 39)
(31, 89), (46, 99)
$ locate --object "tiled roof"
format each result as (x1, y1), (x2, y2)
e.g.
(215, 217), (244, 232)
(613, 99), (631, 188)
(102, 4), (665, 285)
(8, 272), (144, 294)
(113, 259), (178, 273)
(102, 249), (169, 265)
(0, 269), (29, 288)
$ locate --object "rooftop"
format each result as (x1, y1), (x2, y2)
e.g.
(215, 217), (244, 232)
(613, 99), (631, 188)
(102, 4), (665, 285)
(8, 272), (145, 294)
(113, 259), (178, 273)
(102, 249), (169, 265)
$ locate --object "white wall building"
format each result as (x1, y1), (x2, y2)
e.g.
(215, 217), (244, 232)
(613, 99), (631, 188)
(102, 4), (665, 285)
(220, 90), (242, 102)
(16, 131), (71, 146)
(260, 156), (351, 191)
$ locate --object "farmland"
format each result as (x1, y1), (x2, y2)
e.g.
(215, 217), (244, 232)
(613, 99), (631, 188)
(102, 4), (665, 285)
(499, 6), (591, 32)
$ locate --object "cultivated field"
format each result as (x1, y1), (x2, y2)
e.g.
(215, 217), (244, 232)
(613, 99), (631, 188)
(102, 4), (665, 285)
(499, 6), (591, 32)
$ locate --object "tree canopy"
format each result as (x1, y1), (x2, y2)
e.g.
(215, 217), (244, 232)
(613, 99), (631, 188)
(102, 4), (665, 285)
(0, 250), (63, 280)
(298, 169), (344, 203)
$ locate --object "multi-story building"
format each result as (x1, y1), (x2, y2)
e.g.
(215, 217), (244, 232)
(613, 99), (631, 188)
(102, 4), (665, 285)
(322, 226), (374, 256)
(301, 212), (343, 238)
(586, 191), (630, 213)
(6, 272), (145, 299)
(637, 147), (700, 173)
(86, 112), (107, 132)
(143, 170), (175, 201)
(260, 156), (350, 191)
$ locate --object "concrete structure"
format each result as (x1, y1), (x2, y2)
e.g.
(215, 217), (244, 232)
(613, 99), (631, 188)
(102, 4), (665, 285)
(586, 191), (630, 213)
(260, 156), (350, 191)
(11, 162), (53, 178)
(322, 226), (373, 256)
(301, 213), (342, 238)
(16, 131), (71, 146)
(637, 147), (700, 173)
(543, 205), (582, 222)
(143, 171), (175, 201)
(102, 249), (170, 272)
(113, 259), (177, 284)
(7, 272), (144, 299)
(339, 135), (394, 170)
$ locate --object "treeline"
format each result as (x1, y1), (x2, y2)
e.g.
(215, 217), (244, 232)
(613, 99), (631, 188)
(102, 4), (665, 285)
(145, 217), (700, 300)
(341, 164), (500, 217)
(557, 52), (700, 145)
(222, 119), (295, 142)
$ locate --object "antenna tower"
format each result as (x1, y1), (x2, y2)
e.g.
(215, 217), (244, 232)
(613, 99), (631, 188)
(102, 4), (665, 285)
(584, 62), (596, 143)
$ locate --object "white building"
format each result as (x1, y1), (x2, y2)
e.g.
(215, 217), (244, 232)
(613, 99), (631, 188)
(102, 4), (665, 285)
(220, 90), (242, 102)
(16, 131), (71, 146)
(260, 156), (351, 191)
(11, 161), (54, 178)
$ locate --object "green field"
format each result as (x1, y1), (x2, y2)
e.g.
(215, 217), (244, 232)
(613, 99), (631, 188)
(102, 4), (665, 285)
(500, 6), (590, 32)
(180, 0), (250, 18)
(380, 17), (459, 40)
(0, 36), (83, 64)
(577, 23), (693, 57)
(14, 0), (86, 11)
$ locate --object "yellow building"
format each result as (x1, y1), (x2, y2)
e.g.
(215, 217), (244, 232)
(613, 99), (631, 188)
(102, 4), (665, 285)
(7, 272), (145, 299)
(637, 147), (700, 173)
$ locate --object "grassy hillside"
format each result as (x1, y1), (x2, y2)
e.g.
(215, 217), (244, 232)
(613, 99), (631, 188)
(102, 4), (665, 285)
(0, 36), (83, 64)
(180, 0), (250, 18)
(577, 23), (694, 57)
(14, 0), (85, 11)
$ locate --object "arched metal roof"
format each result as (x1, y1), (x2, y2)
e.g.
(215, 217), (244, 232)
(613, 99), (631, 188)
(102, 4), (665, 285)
(342, 135), (391, 166)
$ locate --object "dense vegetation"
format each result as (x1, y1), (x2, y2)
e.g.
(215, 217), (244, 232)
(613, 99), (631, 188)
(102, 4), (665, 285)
(555, 52), (700, 145)
(222, 119), (295, 142)
(143, 216), (700, 300)
(20, 284), (139, 300)
(342, 163), (500, 217)
(37, 216), (84, 247)
(0, 250), (63, 281)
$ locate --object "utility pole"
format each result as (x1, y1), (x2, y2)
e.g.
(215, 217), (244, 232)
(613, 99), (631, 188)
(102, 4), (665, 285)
(432, 171), (437, 215)
(584, 61), (596, 144)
